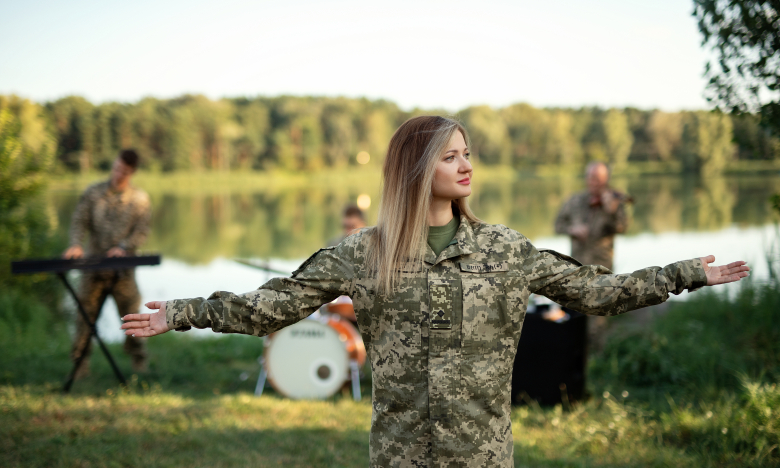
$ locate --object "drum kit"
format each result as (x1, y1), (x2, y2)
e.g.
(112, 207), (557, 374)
(255, 296), (366, 401)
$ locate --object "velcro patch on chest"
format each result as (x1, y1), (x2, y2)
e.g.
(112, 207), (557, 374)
(459, 261), (509, 273)
(429, 285), (452, 329)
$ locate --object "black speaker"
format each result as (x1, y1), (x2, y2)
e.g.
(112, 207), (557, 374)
(511, 307), (588, 406)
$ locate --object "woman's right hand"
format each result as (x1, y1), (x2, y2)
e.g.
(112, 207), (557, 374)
(121, 301), (171, 337)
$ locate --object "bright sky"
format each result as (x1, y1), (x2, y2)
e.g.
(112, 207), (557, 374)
(0, 0), (711, 111)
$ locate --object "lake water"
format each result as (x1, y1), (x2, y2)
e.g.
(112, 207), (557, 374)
(48, 172), (780, 342)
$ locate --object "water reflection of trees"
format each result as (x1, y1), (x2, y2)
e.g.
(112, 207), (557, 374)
(49, 175), (780, 263)
(145, 190), (369, 263)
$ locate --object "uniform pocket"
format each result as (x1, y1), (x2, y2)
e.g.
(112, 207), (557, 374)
(461, 276), (512, 354)
(371, 275), (424, 360)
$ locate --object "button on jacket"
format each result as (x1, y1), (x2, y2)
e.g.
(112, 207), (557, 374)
(166, 215), (706, 468)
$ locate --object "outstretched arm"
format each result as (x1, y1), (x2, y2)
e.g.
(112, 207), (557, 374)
(120, 241), (357, 339)
(530, 250), (750, 317)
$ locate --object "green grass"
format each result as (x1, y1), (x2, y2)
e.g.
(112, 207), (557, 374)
(4, 376), (777, 467)
(2, 384), (372, 468)
(2, 278), (779, 467)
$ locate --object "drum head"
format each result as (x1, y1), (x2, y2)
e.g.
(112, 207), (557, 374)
(265, 320), (348, 399)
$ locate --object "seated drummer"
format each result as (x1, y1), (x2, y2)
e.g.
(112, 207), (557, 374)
(62, 149), (151, 377)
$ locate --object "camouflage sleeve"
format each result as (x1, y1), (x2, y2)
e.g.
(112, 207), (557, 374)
(554, 198), (573, 236)
(119, 192), (151, 251)
(526, 248), (707, 316)
(164, 240), (356, 336)
(69, 186), (94, 247)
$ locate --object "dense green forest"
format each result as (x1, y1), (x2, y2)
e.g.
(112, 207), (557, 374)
(2, 94), (778, 176)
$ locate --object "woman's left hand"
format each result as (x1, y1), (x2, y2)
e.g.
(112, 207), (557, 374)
(700, 255), (750, 286)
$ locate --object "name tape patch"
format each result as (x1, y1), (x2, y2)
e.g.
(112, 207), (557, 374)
(459, 261), (509, 273)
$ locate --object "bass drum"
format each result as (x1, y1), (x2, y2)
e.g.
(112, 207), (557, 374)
(264, 315), (366, 399)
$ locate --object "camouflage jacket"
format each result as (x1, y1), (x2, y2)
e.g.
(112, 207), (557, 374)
(69, 181), (151, 256)
(166, 215), (706, 468)
(554, 190), (629, 270)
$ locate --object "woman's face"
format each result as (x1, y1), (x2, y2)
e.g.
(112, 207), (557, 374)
(431, 130), (472, 202)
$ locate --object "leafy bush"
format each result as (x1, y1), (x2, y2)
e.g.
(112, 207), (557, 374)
(0, 96), (63, 311)
(0, 289), (72, 386)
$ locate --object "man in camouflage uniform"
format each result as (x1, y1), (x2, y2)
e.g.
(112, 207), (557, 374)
(64, 149), (151, 376)
(555, 162), (629, 270)
(554, 161), (630, 350)
(153, 215), (720, 467)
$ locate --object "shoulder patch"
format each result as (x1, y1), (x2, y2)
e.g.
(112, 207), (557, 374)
(538, 249), (583, 267)
(291, 247), (336, 277)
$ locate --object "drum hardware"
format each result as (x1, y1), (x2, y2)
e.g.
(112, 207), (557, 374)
(349, 360), (361, 401)
(255, 355), (268, 396)
(11, 255), (162, 392)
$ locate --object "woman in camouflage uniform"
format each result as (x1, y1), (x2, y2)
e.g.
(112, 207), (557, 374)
(122, 116), (749, 468)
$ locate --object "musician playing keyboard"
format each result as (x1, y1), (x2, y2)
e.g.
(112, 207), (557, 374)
(63, 149), (151, 377)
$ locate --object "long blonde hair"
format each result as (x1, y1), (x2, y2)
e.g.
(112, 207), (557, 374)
(367, 116), (479, 294)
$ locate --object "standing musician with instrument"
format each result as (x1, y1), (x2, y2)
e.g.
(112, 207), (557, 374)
(122, 117), (749, 468)
(64, 149), (151, 377)
(554, 161), (632, 351)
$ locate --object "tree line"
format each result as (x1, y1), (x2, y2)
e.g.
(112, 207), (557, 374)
(2, 94), (779, 176)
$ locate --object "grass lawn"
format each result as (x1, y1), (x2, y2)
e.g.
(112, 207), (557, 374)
(5, 375), (774, 467)
(2, 382), (704, 468)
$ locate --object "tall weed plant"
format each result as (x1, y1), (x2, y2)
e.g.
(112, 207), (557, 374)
(660, 379), (780, 467)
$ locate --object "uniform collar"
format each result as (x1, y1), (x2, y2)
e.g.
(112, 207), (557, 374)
(424, 214), (480, 265)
